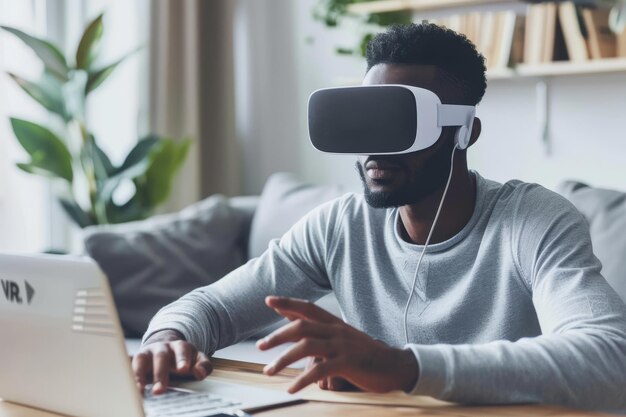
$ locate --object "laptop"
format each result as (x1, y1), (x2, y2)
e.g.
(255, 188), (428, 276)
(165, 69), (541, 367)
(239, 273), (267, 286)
(0, 253), (299, 417)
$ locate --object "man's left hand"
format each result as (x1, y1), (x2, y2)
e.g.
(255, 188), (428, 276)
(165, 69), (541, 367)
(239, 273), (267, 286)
(256, 296), (419, 394)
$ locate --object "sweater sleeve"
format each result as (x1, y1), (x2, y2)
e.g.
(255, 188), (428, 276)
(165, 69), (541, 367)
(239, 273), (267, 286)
(406, 185), (626, 410)
(141, 197), (346, 355)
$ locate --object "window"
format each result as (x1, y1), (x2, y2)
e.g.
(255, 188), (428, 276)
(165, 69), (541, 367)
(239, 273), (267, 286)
(0, 0), (147, 252)
(0, 0), (51, 252)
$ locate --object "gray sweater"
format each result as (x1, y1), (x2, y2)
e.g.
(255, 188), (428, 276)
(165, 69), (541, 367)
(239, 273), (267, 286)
(145, 172), (626, 410)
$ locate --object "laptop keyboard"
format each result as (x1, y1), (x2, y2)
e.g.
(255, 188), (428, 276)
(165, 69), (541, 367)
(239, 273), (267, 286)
(143, 386), (243, 417)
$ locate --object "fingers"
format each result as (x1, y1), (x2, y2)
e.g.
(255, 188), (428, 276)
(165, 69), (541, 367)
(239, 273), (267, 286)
(319, 378), (328, 390)
(132, 351), (152, 394)
(170, 340), (195, 373)
(193, 351), (213, 380)
(151, 345), (172, 394)
(306, 356), (318, 371)
(308, 358), (329, 390)
(256, 318), (334, 351)
(132, 340), (209, 397)
(266, 296), (340, 324)
(288, 358), (341, 394)
(307, 358), (351, 392)
(264, 338), (333, 376)
(170, 341), (211, 380)
(279, 311), (301, 321)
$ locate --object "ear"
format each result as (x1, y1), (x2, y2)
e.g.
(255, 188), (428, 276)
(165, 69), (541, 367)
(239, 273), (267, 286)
(468, 117), (481, 148)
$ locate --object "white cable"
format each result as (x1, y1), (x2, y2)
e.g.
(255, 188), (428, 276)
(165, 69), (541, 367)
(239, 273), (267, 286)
(403, 143), (459, 344)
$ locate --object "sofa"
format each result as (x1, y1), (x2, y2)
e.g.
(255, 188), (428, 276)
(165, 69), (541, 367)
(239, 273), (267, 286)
(84, 172), (347, 338)
(556, 180), (626, 303)
(84, 173), (626, 355)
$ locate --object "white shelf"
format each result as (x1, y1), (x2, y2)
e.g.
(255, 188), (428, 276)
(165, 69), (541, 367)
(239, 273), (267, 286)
(486, 68), (517, 79)
(347, 0), (521, 14)
(514, 58), (626, 77)
(333, 58), (626, 85)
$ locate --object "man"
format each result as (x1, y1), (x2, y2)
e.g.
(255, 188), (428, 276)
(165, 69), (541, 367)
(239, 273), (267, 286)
(133, 24), (626, 409)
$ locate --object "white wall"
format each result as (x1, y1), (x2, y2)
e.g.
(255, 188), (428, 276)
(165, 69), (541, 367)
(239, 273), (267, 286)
(473, 73), (626, 191)
(236, 0), (626, 195)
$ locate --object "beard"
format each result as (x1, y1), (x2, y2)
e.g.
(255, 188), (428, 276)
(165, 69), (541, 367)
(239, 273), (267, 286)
(356, 139), (455, 208)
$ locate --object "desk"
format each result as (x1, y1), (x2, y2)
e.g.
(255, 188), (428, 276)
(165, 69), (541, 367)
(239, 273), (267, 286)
(0, 359), (615, 417)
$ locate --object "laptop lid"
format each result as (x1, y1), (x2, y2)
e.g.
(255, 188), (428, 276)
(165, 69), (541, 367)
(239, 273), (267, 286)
(0, 253), (144, 417)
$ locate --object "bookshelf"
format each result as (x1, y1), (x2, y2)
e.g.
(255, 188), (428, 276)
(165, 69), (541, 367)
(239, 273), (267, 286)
(346, 0), (626, 79)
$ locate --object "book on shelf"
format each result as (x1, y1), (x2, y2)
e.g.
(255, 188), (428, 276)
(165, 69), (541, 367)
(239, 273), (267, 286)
(552, 10), (570, 63)
(479, 12), (497, 68)
(494, 12), (518, 69)
(429, 3), (626, 76)
(559, 2), (589, 61)
(582, 7), (616, 59)
(542, 3), (558, 63)
(446, 14), (462, 34)
(509, 14), (526, 67)
(523, 3), (548, 64)
(432, 11), (520, 72)
(619, 29), (626, 57)
(465, 12), (482, 47)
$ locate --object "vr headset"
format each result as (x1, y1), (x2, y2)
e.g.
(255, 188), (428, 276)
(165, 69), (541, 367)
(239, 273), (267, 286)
(307, 84), (476, 155)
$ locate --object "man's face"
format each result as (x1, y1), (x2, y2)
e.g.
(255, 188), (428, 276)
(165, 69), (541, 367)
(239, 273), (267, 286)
(356, 63), (458, 208)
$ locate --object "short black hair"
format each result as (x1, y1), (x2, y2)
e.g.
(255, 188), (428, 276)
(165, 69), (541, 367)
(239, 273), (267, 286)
(366, 23), (487, 105)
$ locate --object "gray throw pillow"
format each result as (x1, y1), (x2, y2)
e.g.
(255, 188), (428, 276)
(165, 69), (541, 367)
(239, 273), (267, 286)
(557, 181), (626, 303)
(84, 195), (249, 336)
(248, 172), (345, 259)
(247, 173), (346, 336)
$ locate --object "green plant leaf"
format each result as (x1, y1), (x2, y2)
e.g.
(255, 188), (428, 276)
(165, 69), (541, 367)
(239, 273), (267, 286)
(1, 26), (69, 81)
(97, 137), (191, 224)
(58, 196), (94, 228)
(82, 134), (114, 186)
(105, 196), (153, 224)
(359, 33), (374, 57)
(85, 46), (142, 94)
(96, 136), (161, 208)
(76, 13), (104, 70)
(7, 72), (67, 119)
(335, 47), (354, 55)
(313, 0), (352, 27)
(142, 138), (192, 207)
(92, 137), (115, 177)
(16, 162), (62, 178)
(10, 118), (73, 182)
(117, 135), (160, 173)
(85, 61), (117, 94)
(366, 10), (412, 26)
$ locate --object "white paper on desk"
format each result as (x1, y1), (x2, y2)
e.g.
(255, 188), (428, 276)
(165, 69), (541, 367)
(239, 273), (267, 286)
(297, 387), (451, 407)
(207, 368), (451, 408)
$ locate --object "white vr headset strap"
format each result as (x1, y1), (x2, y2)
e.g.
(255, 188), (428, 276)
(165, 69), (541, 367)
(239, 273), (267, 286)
(437, 104), (476, 150)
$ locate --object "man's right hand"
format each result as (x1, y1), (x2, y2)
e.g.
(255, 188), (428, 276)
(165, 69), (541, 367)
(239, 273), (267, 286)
(132, 329), (213, 395)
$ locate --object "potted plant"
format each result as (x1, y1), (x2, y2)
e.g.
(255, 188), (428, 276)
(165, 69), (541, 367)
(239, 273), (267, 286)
(312, 0), (412, 56)
(1, 13), (191, 228)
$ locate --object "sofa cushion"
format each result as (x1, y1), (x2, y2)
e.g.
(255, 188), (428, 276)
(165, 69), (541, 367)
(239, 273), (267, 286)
(84, 195), (249, 336)
(248, 172), (345, 259)
(557, 181), (626, 303)
(247, 173), (346, 335)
